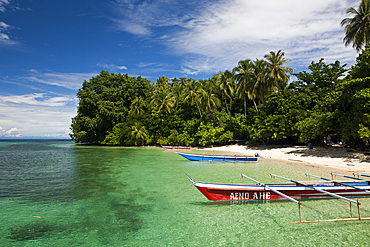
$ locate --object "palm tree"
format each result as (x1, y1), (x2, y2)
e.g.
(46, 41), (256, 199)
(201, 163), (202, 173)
(184, 79), (202, 118)
(234, 59), (256, 115)
(215, 70), (235, 113)
(264, 50), (293, 92)
(341, 0), (370, 52)
(198, 79), (221, 117)
(250, 59), (269, 106)
(156, 76), (170, 89)
(170, 78), (186, 107)
(151, 87), (175, 115)
(131, 124), (148, 145)
(129, 96), (145, 116)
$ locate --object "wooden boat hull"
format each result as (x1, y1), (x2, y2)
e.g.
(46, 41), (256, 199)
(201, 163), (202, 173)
(177, 152), (258, 162)
(186, 175), (370, 201)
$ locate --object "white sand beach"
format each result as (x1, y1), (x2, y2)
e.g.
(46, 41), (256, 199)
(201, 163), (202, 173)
(198, 144), (370, 174)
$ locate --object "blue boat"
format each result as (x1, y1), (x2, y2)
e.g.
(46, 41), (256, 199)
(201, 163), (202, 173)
(176, 152), (259, 162)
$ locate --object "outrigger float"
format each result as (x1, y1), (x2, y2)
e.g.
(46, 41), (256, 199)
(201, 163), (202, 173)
(186, 173), (370, 223)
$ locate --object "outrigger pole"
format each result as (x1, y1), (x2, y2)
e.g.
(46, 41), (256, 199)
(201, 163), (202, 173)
(305, 174), (370, 194)
(270, 174), (361, 205)
(270, 174), (368, 224)
(331, 173), (364, 180)
(242, 174), (302, 222)
(241, 174), (301, 205)
(353, 173), (370, 179)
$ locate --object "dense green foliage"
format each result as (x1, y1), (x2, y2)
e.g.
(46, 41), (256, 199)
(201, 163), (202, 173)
(71, 46), (370, 148)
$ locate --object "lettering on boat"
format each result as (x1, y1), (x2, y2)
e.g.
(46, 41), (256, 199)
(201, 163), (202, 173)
(229, 192), (270, 200)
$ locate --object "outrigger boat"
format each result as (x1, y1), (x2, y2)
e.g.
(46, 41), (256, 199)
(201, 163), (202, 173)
(186, 173), (370, 223)
(162, 146), (191, 150)
(186, 173), (370, 201)
(177, 152), (259, 162)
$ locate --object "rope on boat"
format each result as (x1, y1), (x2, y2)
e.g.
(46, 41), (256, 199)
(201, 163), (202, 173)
(166, 183), (193, 198)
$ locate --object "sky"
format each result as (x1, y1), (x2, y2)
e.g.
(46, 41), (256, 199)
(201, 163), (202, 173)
(0, 0), (361, 138)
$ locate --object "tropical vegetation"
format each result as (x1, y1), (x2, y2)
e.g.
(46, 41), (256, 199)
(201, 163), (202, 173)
(70, 46), (370, 148)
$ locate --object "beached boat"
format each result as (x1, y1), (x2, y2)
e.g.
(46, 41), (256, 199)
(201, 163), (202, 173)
(186, 173), (370, 202)
(177, 152), (259, 162)
(162, 146), (191, 150)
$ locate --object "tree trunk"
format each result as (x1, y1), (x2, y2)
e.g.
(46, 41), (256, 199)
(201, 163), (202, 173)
(195, 102), (202, 118)
(252, 96), (258, 113)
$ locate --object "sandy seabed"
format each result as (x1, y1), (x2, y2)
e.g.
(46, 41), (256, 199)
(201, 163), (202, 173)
(197, 144), (370, 174)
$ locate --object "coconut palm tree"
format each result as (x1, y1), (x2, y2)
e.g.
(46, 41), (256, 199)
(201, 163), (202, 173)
(341, 0), (370, 52)
(151, 87), (175, 115)
(198, 79), (221, 116)
(131, 124), (148, 145)
(129, 96), (145, 116)
(264, 50), (293, 93)
(156, 76), (170, 89)
(250, 59), (269, 106)
(234, 59), (256, 115)
(215, 70), (235, 113)
(170, 84), (183, 108)
(184, 79), (202, 118)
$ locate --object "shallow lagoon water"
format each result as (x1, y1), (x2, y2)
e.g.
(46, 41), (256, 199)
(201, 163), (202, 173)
(1, 140), (370, 246)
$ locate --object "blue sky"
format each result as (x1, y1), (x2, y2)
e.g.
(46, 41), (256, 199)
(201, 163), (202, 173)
(0, 0), (361, 138)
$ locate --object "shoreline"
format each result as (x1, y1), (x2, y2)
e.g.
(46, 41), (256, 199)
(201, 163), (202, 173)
(196, 144), (370, 174)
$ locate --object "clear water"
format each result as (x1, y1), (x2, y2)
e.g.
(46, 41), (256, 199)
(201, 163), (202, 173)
(1, 140), (370, 246)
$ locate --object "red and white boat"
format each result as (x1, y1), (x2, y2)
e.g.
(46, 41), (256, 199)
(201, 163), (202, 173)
(186, 173), (370, 203)
(162, 145), (191, 150)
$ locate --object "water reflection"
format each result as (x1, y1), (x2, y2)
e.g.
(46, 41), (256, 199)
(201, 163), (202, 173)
(1, 141), (154, 244)
(0, 142), (76, 203)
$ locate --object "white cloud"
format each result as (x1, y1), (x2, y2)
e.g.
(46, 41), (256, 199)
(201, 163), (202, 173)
(116, 20), (151, 35)
(0, 21), (9, 28)
(0, 93), (74, 107)
(25, 70), (96, 90)
(109, 0), (205, 35)
(0, 20), (17, 45)
(109, 0), (359, 75)
(0, 127), (21, 137)
(0, 0), (9, 12)
(169, 0), (359, 74)
(0, 70), (98, 137)
(97, 63), (128, 71)
(0, 33), (9, 40)
(0, 93), (77, 138)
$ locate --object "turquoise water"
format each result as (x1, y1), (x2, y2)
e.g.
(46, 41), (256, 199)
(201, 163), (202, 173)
(1, 140), (370, 246)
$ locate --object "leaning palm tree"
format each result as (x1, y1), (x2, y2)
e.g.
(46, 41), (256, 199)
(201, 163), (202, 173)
(341, 0), (370, 52)
(264, 50), (293, 93)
